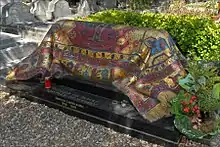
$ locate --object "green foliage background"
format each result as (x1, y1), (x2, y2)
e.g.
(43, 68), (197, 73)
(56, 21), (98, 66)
(127, 0), (153, 10)
(78, 10), (220, 61)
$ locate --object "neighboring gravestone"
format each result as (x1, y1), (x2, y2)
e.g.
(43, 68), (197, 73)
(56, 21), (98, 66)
(103, 0), (117, 8)
(0, 0), (9, 26)
(53, 0), (72, 19)
(2, 1), (38, 25)
(47, 0), (72, 20)
(30, 0), (50, 21)
(0, 0), (10, 17)
(77, 0), (100, 17)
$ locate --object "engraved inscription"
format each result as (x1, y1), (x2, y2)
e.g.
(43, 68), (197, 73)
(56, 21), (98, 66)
(47, 86), (99, 107)
(55, 97), (84, 110)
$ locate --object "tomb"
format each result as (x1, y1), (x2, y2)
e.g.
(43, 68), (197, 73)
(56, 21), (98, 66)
(77, 0), (101, 16)
(5, 20), (189, 146)
(1, 0), (38, 25)
(30, 0), (50, 21)
(47, 0), (72, 20)
(1, 0), (53, 44)
(4, 20), (218, 146)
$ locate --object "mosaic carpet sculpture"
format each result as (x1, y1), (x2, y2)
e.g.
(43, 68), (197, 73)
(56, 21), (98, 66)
(6, 20), (188, 122)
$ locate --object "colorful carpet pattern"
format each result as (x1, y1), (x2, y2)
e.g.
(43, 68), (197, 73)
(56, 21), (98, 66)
(6, 20), (187, 122)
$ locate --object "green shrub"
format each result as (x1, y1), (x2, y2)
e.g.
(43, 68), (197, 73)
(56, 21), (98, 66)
(77, 10), (220, 61)
(126, 0), (153, 10)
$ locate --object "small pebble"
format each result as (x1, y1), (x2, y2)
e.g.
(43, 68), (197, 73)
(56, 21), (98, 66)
(0, 91), (212, 147)
(0, 91), (160, 147)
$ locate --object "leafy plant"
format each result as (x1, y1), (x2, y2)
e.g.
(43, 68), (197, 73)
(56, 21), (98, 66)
(171, 90), (200, 118)
(127, 0), (153, 10)
(170, 90), (213, 139)
(178, 61), (220, 112)
(171, 61), (220, 139)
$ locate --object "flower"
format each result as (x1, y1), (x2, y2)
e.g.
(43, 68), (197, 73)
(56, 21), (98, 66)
(190, 99), (194, 104)
(196, 110), (200, 115)
(194, 105), (199, 110)
(181, 101), (187, 105)
(183, 107), (190, 113)
(191, 95), (197, 100)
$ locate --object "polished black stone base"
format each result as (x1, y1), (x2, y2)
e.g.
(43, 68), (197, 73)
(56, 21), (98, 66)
(6, 79), (182, 146)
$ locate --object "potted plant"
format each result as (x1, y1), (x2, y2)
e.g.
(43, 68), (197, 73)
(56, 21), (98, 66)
(171, 61), (220, 139)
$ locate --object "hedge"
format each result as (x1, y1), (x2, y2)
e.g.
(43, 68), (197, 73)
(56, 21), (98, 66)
(77, 10), (220, 61)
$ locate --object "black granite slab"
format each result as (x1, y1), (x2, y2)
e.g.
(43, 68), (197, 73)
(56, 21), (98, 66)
(6, 80), (182, 147)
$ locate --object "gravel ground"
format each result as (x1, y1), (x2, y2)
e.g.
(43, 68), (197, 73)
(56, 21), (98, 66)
(0, 91), (209, 147)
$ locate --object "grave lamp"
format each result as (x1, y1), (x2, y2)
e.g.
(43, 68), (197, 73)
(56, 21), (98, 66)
(45, 77), (51, 89)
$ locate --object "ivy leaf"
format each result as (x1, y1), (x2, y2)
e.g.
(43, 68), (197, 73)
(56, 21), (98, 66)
(190, 84), (200, 93)
(213, 83), (220, 99)
(197, 76), (207, 86)
(178, 73), (195, 92)
(211, 45), (218, 49)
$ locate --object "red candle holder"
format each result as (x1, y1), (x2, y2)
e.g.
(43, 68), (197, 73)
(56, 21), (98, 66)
(45, 77), (51, 89)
